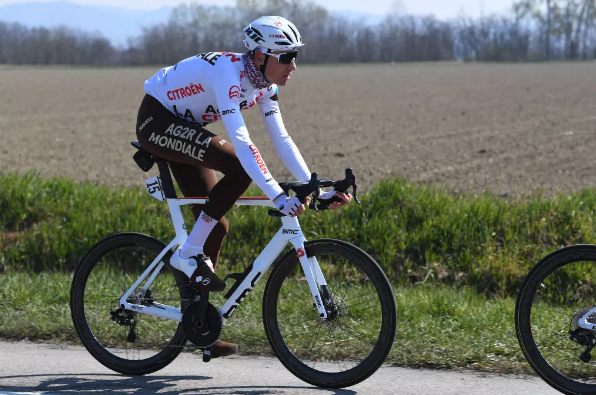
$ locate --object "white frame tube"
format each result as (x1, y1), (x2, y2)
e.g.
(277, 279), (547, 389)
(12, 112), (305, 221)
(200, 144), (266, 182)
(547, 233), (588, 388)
(118, 197), (329, 322)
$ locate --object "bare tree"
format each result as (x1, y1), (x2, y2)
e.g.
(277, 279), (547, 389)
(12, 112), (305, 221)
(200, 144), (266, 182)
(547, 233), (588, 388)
(1, 0), (595, 65)
(514, 0), (554, 59)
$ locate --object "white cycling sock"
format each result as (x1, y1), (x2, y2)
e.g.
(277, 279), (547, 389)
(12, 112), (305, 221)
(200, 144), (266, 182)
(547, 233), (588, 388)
(179, 243), (203, 260)
(180, 211), (217, 258)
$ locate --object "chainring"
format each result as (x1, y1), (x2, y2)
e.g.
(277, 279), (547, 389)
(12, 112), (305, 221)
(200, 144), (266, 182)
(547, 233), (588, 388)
(182, 300), (222, 348)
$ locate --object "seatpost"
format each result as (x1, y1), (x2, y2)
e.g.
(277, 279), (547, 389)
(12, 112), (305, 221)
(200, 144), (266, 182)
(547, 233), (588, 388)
(155, 158), (177, 199)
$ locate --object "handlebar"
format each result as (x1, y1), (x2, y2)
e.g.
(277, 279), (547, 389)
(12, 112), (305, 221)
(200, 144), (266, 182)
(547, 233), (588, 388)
(268, 168), (361, 217)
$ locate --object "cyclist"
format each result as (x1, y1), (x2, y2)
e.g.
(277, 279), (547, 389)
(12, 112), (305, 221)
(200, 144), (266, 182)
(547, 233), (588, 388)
(136, 16), (351, 357)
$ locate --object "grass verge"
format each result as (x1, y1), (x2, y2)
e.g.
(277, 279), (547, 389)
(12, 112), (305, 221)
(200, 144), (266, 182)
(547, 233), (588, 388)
(0, 271), (528, 373)
(2, 171), (596, 297)
(3, 171), (596, 373)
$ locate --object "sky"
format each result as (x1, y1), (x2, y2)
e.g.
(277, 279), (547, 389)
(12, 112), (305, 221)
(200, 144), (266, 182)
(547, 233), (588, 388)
(0, 0), (519, 19)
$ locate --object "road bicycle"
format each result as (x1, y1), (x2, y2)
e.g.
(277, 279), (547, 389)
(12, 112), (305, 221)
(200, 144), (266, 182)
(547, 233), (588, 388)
(70, 142), (397, 388)
(516, 244), (596, 394)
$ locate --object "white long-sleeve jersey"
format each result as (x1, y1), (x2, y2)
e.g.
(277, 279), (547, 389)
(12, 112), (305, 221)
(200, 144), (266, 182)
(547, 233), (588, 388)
(144, 51), (310, 202)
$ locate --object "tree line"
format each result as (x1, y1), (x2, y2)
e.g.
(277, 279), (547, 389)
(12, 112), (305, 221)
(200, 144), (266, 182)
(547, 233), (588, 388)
(1, 0), (595, 65)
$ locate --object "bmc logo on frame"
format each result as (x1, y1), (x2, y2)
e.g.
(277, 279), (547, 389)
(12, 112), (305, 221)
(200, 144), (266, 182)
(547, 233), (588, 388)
(282, 229), (299, 235)
(222, 271), (262, 319)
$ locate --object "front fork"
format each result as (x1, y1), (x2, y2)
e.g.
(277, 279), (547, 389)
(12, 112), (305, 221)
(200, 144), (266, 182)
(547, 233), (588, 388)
(296, 249), (329, 319)
(288, 240), (328, 319)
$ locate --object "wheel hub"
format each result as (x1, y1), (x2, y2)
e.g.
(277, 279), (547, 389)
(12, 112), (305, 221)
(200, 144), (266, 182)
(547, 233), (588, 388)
(320, 295), (348, 330)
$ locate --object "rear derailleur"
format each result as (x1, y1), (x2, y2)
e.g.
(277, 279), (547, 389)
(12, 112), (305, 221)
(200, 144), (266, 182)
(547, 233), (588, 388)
(569, 328), (596, 363)
(108, 291), (157, 344)
(110, 308), (137, 343)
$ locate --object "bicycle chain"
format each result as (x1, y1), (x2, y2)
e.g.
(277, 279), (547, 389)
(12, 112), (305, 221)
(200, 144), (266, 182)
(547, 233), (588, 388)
(113, 296), (206, 350)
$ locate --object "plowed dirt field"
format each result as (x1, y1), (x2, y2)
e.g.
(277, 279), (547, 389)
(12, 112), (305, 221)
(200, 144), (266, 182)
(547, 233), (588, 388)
(1, 62), (595, 196)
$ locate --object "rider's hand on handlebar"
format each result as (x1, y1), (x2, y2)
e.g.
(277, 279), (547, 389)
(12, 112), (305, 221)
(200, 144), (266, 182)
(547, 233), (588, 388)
(276, 195), (312, 217)
(318, 189), (352, 210)
(329, 192), (352, 210)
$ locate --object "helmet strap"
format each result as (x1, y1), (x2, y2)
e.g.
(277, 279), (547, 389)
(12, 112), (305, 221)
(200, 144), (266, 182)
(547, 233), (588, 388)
(259, 49), (270, 75)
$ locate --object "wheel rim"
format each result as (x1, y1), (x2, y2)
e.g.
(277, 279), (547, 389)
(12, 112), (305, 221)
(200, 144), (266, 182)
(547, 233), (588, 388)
(81, 243), (186, 362)
(527, 257), (596, 384)
(272, 245), (390, 375)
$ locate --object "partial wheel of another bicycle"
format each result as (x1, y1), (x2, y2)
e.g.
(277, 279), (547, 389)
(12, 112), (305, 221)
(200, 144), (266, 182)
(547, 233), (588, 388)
(70, 232), (192, 375)
(263, 239), (397, 388)
(516, 244), (596, 395)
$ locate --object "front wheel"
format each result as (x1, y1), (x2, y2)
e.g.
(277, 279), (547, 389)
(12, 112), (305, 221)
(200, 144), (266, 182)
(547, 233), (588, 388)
(70, 233), (192, 375)
(516, 244), (596, 395)
(263, 239), (397, 388)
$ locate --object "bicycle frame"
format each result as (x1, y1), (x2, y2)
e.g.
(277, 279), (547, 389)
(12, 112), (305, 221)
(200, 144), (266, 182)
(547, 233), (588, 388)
(578, 312), (596, 330)
(118, 195), (329, 324)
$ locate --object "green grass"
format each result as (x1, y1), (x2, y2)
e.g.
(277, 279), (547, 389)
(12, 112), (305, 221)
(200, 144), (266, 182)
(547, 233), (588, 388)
(0, 270), (528, 372)
(3, 171), (596, 297)
(3, 171), (596, 372)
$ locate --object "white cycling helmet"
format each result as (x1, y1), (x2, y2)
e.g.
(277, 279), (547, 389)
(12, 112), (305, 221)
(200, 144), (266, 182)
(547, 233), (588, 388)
(243, 16), (304, 52)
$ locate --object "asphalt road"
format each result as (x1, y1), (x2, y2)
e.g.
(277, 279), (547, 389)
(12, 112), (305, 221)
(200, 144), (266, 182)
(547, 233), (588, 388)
(0, 340), (560, 395)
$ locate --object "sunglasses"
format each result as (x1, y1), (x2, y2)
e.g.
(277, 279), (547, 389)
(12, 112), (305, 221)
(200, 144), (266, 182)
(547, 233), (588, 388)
(266, 51), (298, 65)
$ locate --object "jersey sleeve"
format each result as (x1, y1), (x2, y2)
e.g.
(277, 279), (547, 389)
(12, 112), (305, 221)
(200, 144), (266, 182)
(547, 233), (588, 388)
(211, 74), (284, 202)
(259, 85), (311, 182)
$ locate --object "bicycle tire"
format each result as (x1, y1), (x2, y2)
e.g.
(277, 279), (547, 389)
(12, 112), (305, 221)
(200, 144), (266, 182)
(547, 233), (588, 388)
(262, 239), (397, 388)
(516, 244), (596, 395)
(70, 232), (192, 375)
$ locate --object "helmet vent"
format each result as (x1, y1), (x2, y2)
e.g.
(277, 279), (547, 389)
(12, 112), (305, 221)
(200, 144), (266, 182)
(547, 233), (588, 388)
(282, 31), (293, 42)
(288, 25), (300, 41)
(251, 27), (264, 38)
(243, 16), (303, 51)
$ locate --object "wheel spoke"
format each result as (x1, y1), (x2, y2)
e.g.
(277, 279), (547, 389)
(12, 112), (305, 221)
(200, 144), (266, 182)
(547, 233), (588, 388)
(267, 242), (396, 386)
(71, 235), (188, 374)
(518, 250), (596, 391)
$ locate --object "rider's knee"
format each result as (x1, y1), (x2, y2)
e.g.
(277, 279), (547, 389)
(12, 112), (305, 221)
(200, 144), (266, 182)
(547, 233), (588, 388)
(215, 216), (229, 235)
(229, 159), (252, 190)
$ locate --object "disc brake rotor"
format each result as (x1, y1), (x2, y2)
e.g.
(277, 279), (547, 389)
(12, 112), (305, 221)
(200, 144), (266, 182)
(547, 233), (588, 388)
(320, 295), (348, 330)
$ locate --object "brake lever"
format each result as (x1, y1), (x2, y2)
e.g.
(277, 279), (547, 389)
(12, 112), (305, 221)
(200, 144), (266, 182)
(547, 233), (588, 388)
(352, 181), (361, 205)
(273, 169), (360, 217)
(342, 168), (360, 205)
(311, 185), (320, 212)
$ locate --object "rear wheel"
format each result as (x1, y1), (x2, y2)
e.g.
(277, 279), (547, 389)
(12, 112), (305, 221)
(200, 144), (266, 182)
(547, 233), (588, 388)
(263, 239), (397, 388)
(516, 244), (596, 394)
(70, 233), (192, 375)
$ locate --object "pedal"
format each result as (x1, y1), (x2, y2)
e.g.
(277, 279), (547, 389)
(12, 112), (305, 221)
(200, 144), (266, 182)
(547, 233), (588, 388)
(203, 345), (213, 362)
